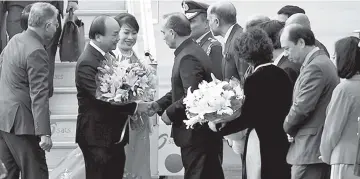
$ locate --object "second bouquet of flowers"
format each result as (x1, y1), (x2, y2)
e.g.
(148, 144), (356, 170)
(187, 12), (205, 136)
(183, 74), (245, 129)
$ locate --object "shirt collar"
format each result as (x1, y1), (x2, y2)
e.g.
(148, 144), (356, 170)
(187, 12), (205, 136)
(196, 31), (210, 43)
(254, 62), (273, 72)
(302, 47), (320, 68)
(273, 51), (285, 66)
(174, 38), (193, 56)
(223, 24), (236, 45)
(90, 41), (106, 56)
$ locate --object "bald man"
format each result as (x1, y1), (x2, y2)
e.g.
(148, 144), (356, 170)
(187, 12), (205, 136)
(207, 1), (249, 177)
(285, 13), (330, 57)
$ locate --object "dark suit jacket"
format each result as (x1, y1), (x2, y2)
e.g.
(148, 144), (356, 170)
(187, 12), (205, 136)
(222, 24), (249, 86)
(219, 65), (292, 179)
(315, 39), (329, 58)
(198, 32), (223, 80)
(156, 38), (221, 148)
(0, 30), (51, 135)
(75, 44), (137, 147)
(277, 55), (301, 87)
(284, 50), (339, 165)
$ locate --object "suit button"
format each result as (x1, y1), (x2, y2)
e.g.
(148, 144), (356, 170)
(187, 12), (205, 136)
(357, 133), (359, 136)
(358, 117), (360, 122)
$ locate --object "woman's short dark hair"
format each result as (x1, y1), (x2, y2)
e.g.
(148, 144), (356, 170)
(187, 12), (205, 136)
(114, 13), (139, 33)
(257, 20), (284, 49)
(88, 16), (107, 40)
(335, 36), (360, 79)
(20, 4), (33, 30)
(235, 28), (274, 66)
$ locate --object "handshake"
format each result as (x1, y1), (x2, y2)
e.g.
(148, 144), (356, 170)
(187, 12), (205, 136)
(135, 101), (161, 117)
(136, 101), (172, 125)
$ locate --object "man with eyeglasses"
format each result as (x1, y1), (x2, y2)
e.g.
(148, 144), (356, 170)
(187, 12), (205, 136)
(0, 3), (60, 179)
(0, 0), (78, 97)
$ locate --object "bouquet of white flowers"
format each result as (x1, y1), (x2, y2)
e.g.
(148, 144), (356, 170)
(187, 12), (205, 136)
(183, 74), (245, 129)
(96, 57), (157, 103)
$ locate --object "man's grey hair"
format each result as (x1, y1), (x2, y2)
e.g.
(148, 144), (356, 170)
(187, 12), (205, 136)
(28, 2), (58, 28)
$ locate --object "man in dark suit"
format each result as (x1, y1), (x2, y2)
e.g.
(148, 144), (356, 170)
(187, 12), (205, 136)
(0, 3), (58, 179)
(285, 13), (330, 57)
(207, 1), (249, 85)
(75, 16), (149, 179)
(207, 0), (249, 165)
(149, 13), (224, 179)
(182, 0), (223, 80)
(280, 24), (339, 179)
(0, 0), (78, 97)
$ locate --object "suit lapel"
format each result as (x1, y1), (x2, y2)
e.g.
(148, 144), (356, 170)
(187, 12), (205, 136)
(199, 32), (212, 47)
(223, 24), (240, 56)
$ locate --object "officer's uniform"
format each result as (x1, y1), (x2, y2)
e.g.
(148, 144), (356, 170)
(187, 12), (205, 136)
(182, 0), (225, 166)
(182, 0), (223, 80)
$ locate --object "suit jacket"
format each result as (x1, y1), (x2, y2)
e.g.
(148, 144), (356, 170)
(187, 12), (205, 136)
(156, 38), (221, 148)
(320, 74), (360, 165)
(75, 44), (137, 147)
(222, 24), (249, 86)
(198, 32), (223, 80)
(219, 64), (292, 179)
(277, 55), (301, 87)
(315, 39), (329, 58)
(284, 49), (339, 165)
(2, 0), (78, 17)
(0, 30), (51, 135)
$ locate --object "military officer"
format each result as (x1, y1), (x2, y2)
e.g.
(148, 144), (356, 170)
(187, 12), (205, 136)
(182, 0), (223, 80)
(181, 0), (224, 165)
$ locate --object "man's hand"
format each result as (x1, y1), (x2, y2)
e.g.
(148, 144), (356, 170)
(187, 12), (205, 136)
(66, 1), (79, 12)
(208, 121), (218, 132)
(287, 134), (294, 143)
(147, 102), (161, 116)
(161, 111), (172, 125)
(39, 135), (53, 152)
(136, 101), (150, 114)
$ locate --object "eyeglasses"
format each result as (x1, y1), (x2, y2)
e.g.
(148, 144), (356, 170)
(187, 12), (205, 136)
(47, 21), (59, 28)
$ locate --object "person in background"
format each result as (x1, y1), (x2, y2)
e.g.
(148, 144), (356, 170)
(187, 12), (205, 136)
(277, 5), (305, 22)
(20, 4), (32, 31)
(257, 20), (301, 86)
(0, 0), (79, 97)
(285, 13), (330, 57)
(181, 0), (224, 164)
(320, 36), (360, 179)
(281, 24), (339, 179)
(0, 3), (59, 179)
(245, 14), (270, 31)
(207, 2), (248, 168)
(182, 0), (223, 80)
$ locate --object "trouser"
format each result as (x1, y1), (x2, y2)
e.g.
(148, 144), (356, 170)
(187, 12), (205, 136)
(0, 131), (48, 179)
(180, 143), (225, 179)
(291, 163), (331, 179)
(79, 143), (126, 179)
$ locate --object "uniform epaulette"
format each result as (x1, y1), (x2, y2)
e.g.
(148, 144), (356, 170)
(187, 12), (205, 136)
(206, 37), (219, 55)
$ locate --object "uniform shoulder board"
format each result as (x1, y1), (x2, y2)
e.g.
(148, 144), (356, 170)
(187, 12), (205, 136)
(206, 37), (220, 55)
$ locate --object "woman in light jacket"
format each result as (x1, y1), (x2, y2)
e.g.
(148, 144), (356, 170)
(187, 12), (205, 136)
(320, 36), (360, 179)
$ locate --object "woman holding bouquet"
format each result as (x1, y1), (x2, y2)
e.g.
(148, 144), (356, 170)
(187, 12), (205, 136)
(50, 13), (152, 179)
(212, 28), (293, 179)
